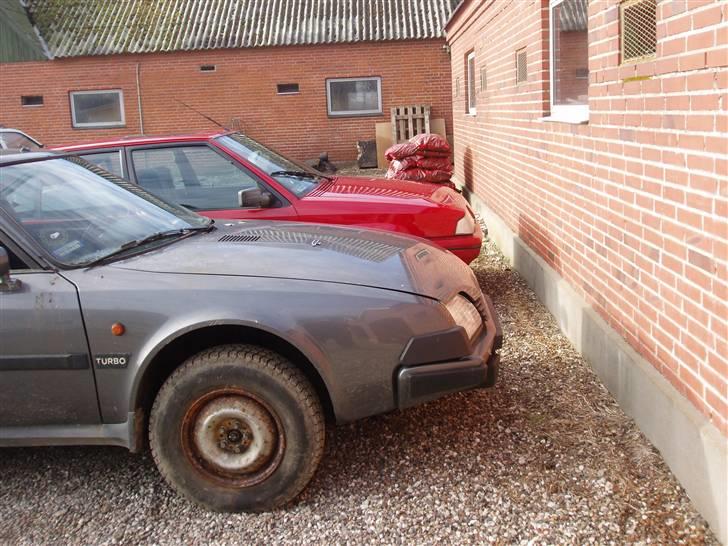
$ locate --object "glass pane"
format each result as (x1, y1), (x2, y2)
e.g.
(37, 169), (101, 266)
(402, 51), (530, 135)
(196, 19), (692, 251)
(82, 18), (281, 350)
(552, 0), (589, 106)
(0, 158), (205, 266)
(132, 146), (260, 210)
(79, 151), (123, 178)
(72, 92), (123, 125)
(329, 79), (380, 113)
(0, 131), (39, 150)
(467, 55), (476, 111)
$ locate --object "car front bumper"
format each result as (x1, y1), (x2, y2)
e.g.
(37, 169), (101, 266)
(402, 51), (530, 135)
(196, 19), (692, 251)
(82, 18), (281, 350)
(396, 295), (502, 409)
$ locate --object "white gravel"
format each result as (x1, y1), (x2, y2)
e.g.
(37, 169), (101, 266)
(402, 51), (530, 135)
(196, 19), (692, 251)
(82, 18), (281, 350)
(0, 241), (718, 545)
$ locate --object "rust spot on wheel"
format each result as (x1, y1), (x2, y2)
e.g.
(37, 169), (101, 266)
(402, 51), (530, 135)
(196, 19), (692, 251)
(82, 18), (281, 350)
(180, 388), (285, 488)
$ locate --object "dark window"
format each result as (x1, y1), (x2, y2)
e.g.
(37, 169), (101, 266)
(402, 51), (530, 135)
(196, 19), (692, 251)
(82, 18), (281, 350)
(70, 90), (125, 128)
(21, 95), (43, 107)
(78, 151), (124, 178)
(200, 64), (216, 72)
(131, 146), (262, 210)
(277, 83), (300, 94)
(326, 77), (382, 116)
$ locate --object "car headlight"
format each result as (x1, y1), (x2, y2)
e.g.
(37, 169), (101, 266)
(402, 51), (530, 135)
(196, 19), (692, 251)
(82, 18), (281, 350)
(455, 209), (476, 235)
(445, 294), (482, 340)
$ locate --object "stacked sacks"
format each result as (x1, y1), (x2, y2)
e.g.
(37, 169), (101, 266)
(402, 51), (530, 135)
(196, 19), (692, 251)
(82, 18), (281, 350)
(385, 133), (453, 184)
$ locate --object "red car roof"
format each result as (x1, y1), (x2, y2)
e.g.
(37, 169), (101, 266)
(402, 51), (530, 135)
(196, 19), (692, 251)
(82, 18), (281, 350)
(56, 129), (228, 151)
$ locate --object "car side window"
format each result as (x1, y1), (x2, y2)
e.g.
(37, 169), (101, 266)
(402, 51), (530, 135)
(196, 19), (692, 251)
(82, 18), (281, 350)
(78, 151), (124, 178)
(131, 146), (262, 210)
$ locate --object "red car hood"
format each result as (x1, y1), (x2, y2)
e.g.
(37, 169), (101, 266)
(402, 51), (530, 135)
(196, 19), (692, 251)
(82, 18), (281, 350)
(305, 175), (464, 206)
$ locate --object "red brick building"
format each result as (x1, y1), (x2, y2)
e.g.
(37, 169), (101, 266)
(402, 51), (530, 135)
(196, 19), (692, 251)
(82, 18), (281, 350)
(446, 0), (726, 539)
(0, 0), (458, 161)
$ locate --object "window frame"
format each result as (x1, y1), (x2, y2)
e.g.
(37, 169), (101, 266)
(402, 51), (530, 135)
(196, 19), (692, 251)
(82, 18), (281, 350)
(466, 51), (477, 115)
(548, 0), (590, 124)
(325, 77), (382, 117)
(69, 89), (126, 129)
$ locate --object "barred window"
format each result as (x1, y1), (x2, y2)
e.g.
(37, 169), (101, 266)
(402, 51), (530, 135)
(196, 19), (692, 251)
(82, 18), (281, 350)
(516, 49), (528, 83)
(621, 0), (657, 62)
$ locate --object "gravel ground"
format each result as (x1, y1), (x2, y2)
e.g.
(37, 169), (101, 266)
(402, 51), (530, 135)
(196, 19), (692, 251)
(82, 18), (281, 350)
(0, 241), (718, 545)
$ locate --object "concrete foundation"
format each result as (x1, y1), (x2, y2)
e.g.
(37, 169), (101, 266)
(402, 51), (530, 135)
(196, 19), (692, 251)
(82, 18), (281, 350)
(465, 189), (727, 544)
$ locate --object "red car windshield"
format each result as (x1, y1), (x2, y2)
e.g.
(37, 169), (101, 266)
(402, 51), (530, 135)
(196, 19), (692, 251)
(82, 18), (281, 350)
(217, 133), (327, 197)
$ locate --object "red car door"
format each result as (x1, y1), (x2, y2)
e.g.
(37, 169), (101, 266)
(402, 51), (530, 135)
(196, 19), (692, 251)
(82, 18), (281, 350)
(127, 143), (299, 221)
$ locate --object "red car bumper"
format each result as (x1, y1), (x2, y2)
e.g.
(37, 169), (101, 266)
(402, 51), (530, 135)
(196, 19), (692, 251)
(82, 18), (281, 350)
(430, 225), (484, 264)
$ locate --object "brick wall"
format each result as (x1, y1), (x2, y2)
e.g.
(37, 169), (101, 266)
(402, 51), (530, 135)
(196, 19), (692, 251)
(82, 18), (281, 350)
(447, 0), (727, 434)
(0, 40), (453, 162)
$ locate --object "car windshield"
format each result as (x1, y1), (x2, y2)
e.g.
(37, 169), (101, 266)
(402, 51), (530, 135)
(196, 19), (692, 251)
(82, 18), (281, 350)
(0, 156), (210, 267)
(217, 133), (327, 197)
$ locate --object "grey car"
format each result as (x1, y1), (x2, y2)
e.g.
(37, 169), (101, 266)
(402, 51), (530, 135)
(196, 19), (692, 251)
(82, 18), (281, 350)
(0, 152), (502, 512)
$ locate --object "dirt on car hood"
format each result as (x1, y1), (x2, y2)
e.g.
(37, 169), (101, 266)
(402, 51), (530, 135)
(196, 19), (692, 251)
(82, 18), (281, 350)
(112, 221), (480, 302)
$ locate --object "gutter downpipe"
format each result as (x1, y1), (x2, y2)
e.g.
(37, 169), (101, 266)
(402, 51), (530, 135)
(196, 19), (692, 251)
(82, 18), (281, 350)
(136, 63), (145, 135)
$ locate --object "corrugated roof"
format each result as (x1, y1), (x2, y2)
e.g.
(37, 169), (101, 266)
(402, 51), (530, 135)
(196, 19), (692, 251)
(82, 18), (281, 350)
(26, 0), (460, 58)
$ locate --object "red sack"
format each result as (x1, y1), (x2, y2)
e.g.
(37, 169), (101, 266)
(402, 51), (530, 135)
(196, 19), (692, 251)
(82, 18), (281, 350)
(408, 133), (451, 153)
(386, 167), (452, 183)
(384, 133), (451, 161)
(390, 156), (453, 173)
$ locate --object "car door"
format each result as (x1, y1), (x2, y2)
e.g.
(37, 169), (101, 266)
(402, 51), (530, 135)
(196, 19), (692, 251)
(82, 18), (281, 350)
(0, 234), (100, 426)
(127, 143), (298, 221)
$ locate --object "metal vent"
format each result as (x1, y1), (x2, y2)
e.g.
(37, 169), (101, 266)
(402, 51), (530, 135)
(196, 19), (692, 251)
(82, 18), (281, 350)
(621, 0), (657, 62)
(516, 49), (527, 83)
(480, 67), (487, 92)
(218, 234), (261, 243)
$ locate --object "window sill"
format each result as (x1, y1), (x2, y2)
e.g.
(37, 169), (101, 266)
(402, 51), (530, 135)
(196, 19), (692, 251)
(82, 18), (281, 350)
(539, 113), (589, 125)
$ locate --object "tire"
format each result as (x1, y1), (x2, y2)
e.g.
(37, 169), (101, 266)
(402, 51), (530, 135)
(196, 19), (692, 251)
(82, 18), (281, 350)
(149, 344), (325, 512)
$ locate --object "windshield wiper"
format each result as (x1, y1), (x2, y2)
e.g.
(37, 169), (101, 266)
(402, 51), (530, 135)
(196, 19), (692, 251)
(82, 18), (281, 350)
(270, 170), (328, 180)
(84, 225), (213, 268)
(178, 203), (200, 210)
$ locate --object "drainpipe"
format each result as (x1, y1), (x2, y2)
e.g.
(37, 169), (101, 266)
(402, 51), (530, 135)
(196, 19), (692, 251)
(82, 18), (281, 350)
(136, 63), (145, 135)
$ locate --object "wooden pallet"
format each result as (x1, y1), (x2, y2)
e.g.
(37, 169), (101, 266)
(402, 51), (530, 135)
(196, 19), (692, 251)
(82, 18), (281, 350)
(391, 104), (431, 144)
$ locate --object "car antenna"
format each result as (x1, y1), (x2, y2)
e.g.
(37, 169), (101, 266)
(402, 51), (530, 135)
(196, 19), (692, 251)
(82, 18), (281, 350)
(174, 99), (230, 131)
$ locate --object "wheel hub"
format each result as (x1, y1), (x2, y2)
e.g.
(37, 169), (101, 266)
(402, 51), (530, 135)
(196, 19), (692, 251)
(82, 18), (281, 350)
(189, 395), (279, 476)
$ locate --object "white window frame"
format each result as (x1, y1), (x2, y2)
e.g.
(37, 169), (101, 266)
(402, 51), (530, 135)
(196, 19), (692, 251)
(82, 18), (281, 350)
(70, 89), (126, 128)
(466, 51), (477, 115)
(547, 0), (589, 124)
(325, 77), (382, 117)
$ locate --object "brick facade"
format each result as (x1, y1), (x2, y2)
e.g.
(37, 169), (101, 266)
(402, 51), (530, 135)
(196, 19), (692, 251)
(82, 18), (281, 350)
(447, 0), (727, 434)
(0, 40), (453, 162)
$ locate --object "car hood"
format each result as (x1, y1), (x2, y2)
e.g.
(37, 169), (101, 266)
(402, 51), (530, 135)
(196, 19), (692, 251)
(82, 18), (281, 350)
(111, 221), (479, 302)
(304, 176), (460, 206)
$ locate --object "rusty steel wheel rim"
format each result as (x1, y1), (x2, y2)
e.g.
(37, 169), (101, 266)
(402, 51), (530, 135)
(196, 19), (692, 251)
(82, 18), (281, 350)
(181, 388), (285, 488)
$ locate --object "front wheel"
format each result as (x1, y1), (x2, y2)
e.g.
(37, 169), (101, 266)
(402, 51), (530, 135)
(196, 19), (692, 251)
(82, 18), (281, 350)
(149, 344), (325, 512)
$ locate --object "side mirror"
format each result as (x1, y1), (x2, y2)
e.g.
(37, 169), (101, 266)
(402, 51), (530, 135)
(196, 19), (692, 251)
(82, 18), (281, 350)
(0, 247), (21, 292)
(238, 187), (273, 208)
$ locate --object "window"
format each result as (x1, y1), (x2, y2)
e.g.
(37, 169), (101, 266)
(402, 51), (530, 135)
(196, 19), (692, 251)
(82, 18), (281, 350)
(620, 0), (657, 63)
(549, 0), (589, 123)
(78, 151), (124, 178)
(21, 95), (43, 107)
(516, 49), (528, 84)
(326, 77), (382, 116)
(199, 64), (216, 72)
(480, 67), (487, 92)
(466, 52), (476, 115)
(70, 90), (125, 128)
(131, 146), (263, 210)
(277, 83), (300, 94)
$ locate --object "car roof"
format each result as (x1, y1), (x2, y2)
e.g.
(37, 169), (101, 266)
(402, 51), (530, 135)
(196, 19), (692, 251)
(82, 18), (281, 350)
(56, 129), (230, 151)
(0, 150), (58, 165)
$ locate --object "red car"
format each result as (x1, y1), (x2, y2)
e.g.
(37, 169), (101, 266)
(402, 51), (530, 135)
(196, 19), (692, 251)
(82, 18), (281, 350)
(56, 131), (483, 263)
